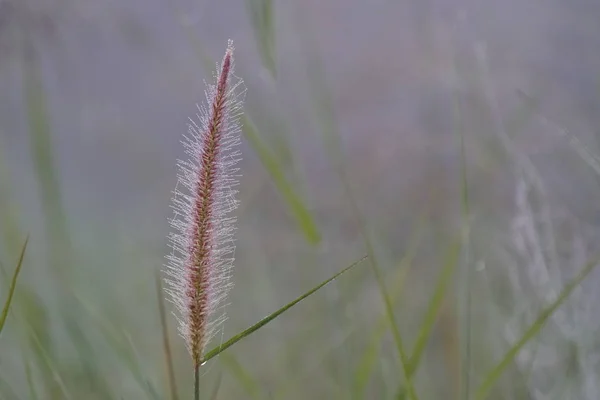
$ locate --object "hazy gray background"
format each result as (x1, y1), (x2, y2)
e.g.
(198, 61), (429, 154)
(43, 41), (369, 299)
(1, 0), (600, 398)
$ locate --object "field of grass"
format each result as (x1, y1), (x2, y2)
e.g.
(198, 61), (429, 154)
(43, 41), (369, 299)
(1, 1), (600, 399)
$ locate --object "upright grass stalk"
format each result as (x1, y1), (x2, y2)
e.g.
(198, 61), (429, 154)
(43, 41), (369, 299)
(21, 30), (72, 284)
(155, 274), (179, 400)
(164, 40), (244, 400)
(456, 96), (473, 400)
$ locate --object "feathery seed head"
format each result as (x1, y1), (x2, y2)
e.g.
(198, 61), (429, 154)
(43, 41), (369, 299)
(164, 40), (244, 367)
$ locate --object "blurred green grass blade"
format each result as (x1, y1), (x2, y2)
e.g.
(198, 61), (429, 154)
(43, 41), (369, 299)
(271, 127), (295, 170)
(508, 89), (542, 140)
(0, 135), (24, 259)
(303, 35), (417, 398)
(353, 221), (425, 398)
(63, 313), (114, 399)
(359, 254), (418, 400)
(219, 352), (264, 400)
(164, 0), (214, 74)
(23, 351), (39, 400)
(155, 273), (179, 400)
(0, 235), (28, 335)
(272, 325), (354, 399)
(15, 286), (68, 399)
(246, 0), (276, 79)
(333, 163), (418, 398)
(452, 68), (472, 400)
(353, 262), (412, 398)
(242, 115), (321, 244)
(0, 375), (18, 399)
(300, 14), (342, 167)
(407, 238), (462, 376)
(123, 332), (162, 400)
(24, 316), (72, 399)
(352, 322), (385, 399)
(523, 99), (600, 177)
(202, 255), (367, 363)
(209, 373), (223, 400)
(298, 22), (418, 396)
(76, 295), (161, 400)
(474, 257), (600, 400)
(22, 38), (72, 281)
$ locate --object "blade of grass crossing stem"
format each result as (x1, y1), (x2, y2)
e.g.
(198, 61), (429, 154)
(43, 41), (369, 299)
(0, 236), (28, 335)
(396, 240), (462, 397)
(245, 0), (276, 79)
(474, 257), (600, 400)
(155, 273), (179, 400)
(408, 237), (462, 376)
(353, 220), (425, 399)
(341, 143), (416, 396)
(242, 115), (321, 244)
(352, 222), (417, 400)
(201, 256), (367, 363)
(219, 352), (264, 400)
(352, 316), (388, 400)
(353, 257), (413, 399)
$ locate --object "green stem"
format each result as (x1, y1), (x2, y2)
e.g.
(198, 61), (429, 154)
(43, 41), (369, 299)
(194, 364), (200, 400)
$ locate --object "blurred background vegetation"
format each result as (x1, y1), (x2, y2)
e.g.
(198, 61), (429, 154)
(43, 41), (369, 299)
(1, 0), (600, 398)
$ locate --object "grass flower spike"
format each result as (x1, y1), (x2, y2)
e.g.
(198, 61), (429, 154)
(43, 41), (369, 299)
(165, 40), (244, 378)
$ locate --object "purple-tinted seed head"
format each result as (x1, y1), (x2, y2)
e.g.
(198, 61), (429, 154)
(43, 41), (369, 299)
(164, 40), (244, 366)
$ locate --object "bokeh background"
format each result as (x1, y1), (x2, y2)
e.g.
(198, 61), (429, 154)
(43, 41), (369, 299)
(1, 0), (600, 398)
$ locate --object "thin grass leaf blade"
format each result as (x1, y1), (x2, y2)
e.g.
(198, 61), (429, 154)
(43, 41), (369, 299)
(0, 235), (28, 334)
(15, 286), (68, 399)
(407, 237), (462, 376)
(22, 40), (72, 281)
(300, 26), (418, 399)
(242, 115), (321, 244)
(0, 136), (24, 258)
(209, 373), (223, 400)
(353, 265), (410, 399)
(219, 352), (264, 400)
(0, 375), (18, 400)
(63, 313), (114, 399)
(474, 257), (600, 400)
(26, 318), (72, 399)
(353, 221), (425, 399)
(76, 295), (160, 400)
(23, 351), (39, 400)
(246, 0), (277, 78)
(155, 273), (179, 400)
(452, 63), (472, 400)
(201, 256), (367, 363)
